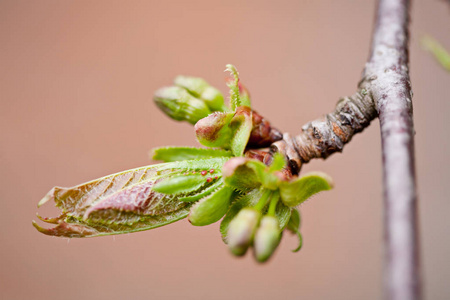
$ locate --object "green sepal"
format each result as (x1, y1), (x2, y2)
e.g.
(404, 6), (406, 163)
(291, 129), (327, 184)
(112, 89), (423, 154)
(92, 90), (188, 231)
(188, 185), (234, 226)
(179, 179), (224, 202)
(286, 208), (303, 252)
(152, 146), (232, 162)
(152, 174), (208, 195)
(279, 172), (334, 207)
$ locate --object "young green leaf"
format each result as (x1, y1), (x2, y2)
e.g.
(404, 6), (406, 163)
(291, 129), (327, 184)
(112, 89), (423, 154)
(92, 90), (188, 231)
(279, 172), (334, 207)
(34, 157), (229, 238)
(178, 179), (224, 202)
(152, 147), (232, 162)
(152, 174), (208, 195)
(188, 186), (234, 226)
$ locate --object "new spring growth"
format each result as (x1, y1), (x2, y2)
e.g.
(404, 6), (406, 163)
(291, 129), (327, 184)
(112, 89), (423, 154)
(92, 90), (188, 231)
(221, 153), (333, 262)
(154, 86), (211, 124)
(34, 64), (333, 263)
(154, 65), (282, 150)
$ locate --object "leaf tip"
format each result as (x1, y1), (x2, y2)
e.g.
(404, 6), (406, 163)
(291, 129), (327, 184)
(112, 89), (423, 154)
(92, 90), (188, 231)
(38, 187), (56, 208)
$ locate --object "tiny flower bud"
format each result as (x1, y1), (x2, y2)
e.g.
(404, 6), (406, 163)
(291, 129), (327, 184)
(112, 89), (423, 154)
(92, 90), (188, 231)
(195, 112), (234, 148)
(154, 86), (211, 124)
(174, 75), (227, 111)
(227, 208), (261, 256)
(253, 216), (281, 262)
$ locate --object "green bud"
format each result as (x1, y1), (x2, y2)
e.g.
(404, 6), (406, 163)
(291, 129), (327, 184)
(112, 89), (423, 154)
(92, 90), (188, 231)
(154, 86), (211, 124)
(188, 185), (233, 226)
(253, 216), (281, 262)
(174, 75), (227, 111)
(227, 208), (261, 256)
(195, 112), (234, 148)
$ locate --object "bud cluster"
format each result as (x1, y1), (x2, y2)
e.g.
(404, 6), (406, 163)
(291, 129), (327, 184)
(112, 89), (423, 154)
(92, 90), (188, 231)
(227, 195), (282, 263)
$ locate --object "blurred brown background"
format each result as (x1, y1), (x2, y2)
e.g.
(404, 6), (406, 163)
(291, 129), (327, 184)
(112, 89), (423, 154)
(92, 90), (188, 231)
(1, 0), (449, 299)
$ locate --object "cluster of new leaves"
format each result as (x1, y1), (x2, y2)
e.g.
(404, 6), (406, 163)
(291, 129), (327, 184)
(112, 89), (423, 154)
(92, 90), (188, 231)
(34, 65), (333, 262)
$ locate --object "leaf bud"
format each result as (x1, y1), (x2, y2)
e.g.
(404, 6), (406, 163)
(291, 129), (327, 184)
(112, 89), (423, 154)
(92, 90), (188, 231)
(154, 86), (211, 124)
(195, 112), (234, 148)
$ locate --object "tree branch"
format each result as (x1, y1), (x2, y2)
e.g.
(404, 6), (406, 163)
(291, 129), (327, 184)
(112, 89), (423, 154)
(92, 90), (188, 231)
(261, 0), (421, 299)
(368, 1), (420, 300)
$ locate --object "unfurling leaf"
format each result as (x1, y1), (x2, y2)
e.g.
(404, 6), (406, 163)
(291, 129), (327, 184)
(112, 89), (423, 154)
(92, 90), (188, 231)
(33, 157), (229, 238)
(152, 146), (232, 162)
(152, 174), (208, 195)
(188, 185), (233, 226)
(279, 172), (334, 207)
(225, 64), (242, 110)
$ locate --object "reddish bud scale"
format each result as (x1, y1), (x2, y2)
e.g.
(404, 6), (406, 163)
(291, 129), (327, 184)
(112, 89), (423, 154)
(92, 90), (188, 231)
(207, 177), (212, 183)
(201, 170), (207, 176)
(209, 169), (214, 174)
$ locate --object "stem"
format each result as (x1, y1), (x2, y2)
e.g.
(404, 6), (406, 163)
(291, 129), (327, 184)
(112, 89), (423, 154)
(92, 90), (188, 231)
(267, 191), (280, 216)
(254, 189), (272, 211)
